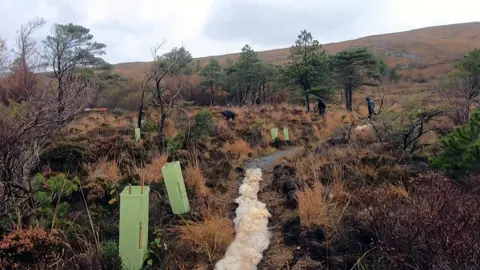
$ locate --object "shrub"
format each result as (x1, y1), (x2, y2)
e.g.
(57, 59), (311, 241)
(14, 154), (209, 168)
(0, 229), (65, 267)
(101, 239), (119, 261)
(430, 108), (480, 179)
(165, 131), (185, 153)
(191, 110), (214, 141)
(350, 173), (480, 269)
(33, 174), (80, 228)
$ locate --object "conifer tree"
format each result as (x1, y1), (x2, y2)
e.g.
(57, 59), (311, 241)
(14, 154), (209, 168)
(430, 108), (480, 179)
(332, 47), (382, 111)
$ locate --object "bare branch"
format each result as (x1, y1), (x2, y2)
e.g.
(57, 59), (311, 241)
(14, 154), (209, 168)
(139, 41), (187, 153)
(15, 17), (47, 72)
(0, 37), (9, 74)
(436, 76), (480, 125)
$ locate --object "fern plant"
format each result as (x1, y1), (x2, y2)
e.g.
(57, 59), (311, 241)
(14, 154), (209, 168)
(430, 109), (480, 179)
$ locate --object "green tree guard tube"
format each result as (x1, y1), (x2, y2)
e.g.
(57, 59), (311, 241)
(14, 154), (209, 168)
(134, 128), (141, 142)
(271, 128), (278, 141)
(283, 128), (290, 141)
(161, 161), (190, 214)
(119, 186), (150, 270)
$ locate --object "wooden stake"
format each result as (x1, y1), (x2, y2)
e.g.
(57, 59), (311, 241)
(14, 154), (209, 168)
(129, 184), (132, 194)
(141, 160), (145, 195)
(139, 222), (143, 249)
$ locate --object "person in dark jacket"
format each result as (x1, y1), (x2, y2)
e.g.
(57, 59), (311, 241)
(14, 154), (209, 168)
(221, 110), (236, 120)
(366, 96), (375, 119)
(317, 98), (326, 118)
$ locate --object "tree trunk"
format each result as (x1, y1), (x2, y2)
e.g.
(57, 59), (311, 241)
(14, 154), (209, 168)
(137, 104), (143, 128)
(348, 87), (353, 111)
(157, 104), (167, 153)
(57, 77), (64, 114)
(344, 85), (353, 111)
(344, 87), (349, 111)
(209, 85), (214, 106)
(138, 88), (145, 128)
(263, 83), (266, 103)
(305, 92), (310, 112)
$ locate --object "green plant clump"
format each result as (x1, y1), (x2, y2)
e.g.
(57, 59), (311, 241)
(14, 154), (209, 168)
(191, 109), (214, 140)
(430, 109), (480, 179)
(166, 131), (186, 153)
(33, 173), (80, 228)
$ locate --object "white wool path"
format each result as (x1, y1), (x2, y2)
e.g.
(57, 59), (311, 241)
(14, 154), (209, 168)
(214, 168), (271, 270)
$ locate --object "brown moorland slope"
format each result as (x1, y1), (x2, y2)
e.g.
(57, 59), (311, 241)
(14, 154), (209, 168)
(113, 22), (480, 82)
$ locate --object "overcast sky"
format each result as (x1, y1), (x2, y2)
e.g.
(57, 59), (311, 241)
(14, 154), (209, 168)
(0, 0), (479, 64)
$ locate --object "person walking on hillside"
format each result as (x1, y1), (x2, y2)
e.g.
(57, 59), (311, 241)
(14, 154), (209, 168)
(222, 110), (236, 121)
(317, 98), (326, 119)
(366, 96), (375, 120)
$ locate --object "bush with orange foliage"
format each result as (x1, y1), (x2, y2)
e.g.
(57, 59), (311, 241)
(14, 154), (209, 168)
(0, 229), (65, 268)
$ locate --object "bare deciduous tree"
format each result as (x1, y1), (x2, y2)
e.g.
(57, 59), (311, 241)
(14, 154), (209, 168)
(139, 43), (187, 152)
(372, 109), (443, 154)
(0, 20), (98, 226)
(0, 37), (9, 74)
(437, 77), (480, 125)
(14, 17), (46, 73)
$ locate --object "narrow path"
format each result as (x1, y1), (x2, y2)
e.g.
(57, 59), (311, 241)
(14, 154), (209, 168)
(217, 147), (304, 270)
(245, 147), (304, 170)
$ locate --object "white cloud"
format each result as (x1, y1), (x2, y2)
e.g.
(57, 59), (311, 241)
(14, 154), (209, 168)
(0, 0), (479, 64)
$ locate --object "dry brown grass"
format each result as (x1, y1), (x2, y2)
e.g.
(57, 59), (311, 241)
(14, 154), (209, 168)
(388, 184), (410, 199)
(67, 112), (132, 136)
(177, 214), (235, 265)
(297, 174), (350, 233)
(136, 154), (168, 183)
(215, 119), (236, 139)
(297, 182), (329, 229)
(164, 118), (179, 138)
(261, 240), (295, 269)
(86, 159), (121, 182)
(185, 165), (209, 197)
(223, 138), (252, 154)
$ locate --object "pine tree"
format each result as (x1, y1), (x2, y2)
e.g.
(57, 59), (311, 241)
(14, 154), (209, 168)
(332, 47), (382, 111)
(200, 59), (224, 106)
(285, 30), (333, 112)
(430, 108), (480, 179)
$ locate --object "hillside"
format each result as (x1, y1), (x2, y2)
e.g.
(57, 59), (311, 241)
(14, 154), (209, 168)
(113, 22), (480, 82)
